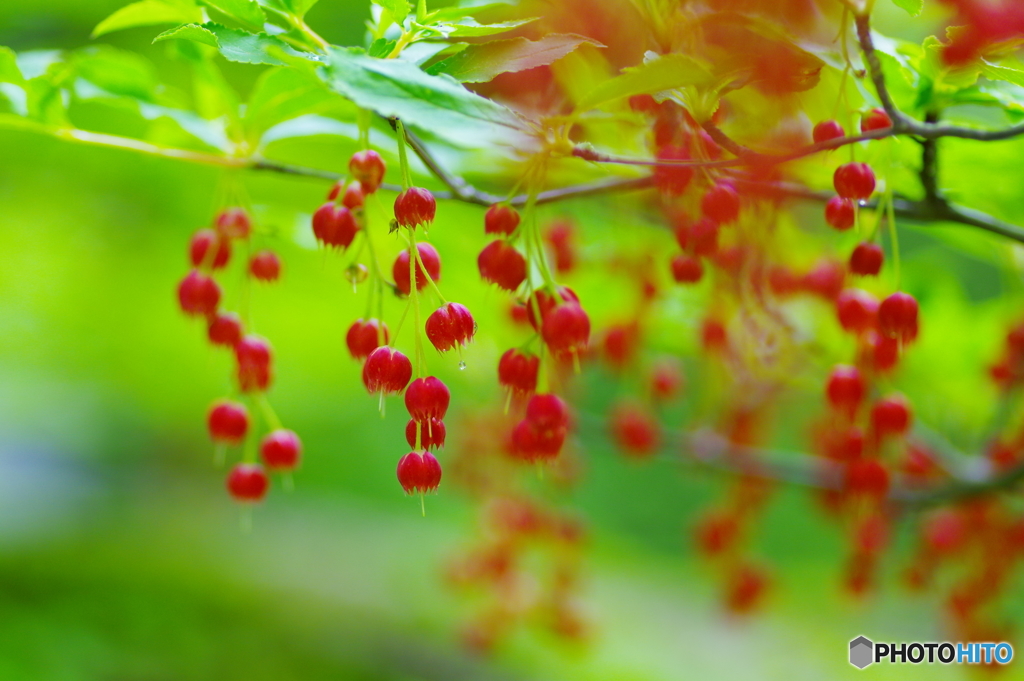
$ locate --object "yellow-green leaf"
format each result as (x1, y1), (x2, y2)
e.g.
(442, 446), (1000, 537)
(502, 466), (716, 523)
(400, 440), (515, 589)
(576, 53), (713, 112)
(92, 0), (203, 38)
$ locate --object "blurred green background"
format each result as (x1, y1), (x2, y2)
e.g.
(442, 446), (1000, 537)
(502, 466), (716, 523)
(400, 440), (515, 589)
(3, 1), (1024, 679)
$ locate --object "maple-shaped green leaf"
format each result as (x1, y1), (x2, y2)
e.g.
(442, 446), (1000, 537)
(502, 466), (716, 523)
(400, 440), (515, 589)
(427, 34), (602, 83)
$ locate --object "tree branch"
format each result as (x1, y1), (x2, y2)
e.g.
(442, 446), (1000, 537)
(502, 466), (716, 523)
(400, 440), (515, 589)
(854, 14), (1024, 142)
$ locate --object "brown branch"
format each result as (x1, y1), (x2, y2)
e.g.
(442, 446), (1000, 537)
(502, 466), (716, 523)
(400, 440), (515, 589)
(854, 13), (1024, 142)
(609, 423), (1024, 511)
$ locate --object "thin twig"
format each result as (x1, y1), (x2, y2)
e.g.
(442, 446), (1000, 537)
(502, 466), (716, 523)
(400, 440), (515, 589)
(854, 13), (1024, 142)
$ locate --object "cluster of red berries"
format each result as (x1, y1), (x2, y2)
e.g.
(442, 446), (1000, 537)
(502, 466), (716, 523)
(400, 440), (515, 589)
(813, 282), (919, 594)
(177, 206), (299, 503)
(447, 496), (587, 651)
(322, 148), (480, 498)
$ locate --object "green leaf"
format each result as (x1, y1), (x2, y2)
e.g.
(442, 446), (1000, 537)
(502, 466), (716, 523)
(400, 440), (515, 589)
(373, 0), (410, 25)
(981, 61), (1024, 88)
(280, 0), (320, 17)
(891, 0), (923, 16)
(576, 53), (713, 112)
(156, 23), (319, 66)
(244, 66), (349, 143)
(92, 0), (202, 38)
(424, 17), (536, 38)
(72, 46), (160, 102)
(0, 47), (23, 84)
(154, 24), (220, 48)
(368, 38), (397, 58)
(428, 2), (514, 22)
(199, 0), (266, 29)
(427, 34), (602, 83)
(319, 47), (527, 146)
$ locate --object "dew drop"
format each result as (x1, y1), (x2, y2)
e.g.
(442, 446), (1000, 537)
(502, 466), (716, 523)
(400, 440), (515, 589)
(459, 361), (467, 370)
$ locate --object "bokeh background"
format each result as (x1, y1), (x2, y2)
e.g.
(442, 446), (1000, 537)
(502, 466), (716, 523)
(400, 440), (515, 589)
(3, 1), (1024, 679)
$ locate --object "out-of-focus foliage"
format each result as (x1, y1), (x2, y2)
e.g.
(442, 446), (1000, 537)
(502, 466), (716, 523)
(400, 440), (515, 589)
(4, 0), (1024, 679)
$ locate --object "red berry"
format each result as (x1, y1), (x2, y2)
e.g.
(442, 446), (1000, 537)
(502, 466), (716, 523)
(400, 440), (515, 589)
(602, 323), (639, 369)
(396, 450), (442, 494)
(190, 229), (231, 270)
(850, 242), (884, 276)
(207, 312), (243, 347)
(844, 458), (889, 498)
(803, 260), (845, 300)
(345, 318), (390, 360)
(342, 181), (364, 209)
(526, 287), (580, 330)
(510, 419), (566, 461)
(498, 349), (539, 395)
(924, 510), (966, 554)
(178, 270), (221, 317)
(541, 303), (590, 359)
(653, 145), (694, 195)
(425, 302), (475, 352)
(871, 395), (911, 437)
(609, 403), (660, 457)
(701, 318), (728, 352)
(485, 204), (520, 235)
(687, 217), (719, 257)
(825, 196), (856, 230)
(235, 335), (272, 392)
(826, 365), (865, 413)
(362, 346), (413, 395)
(260, 429), (302, 471)
(405, 376), (450, 422)
(701, 182), (740, 224)
(477, 240), (526, 292)
(725, 564), (769, 614)
(393, 243), (441, 295)
(349, 150), (386, 194)
(227, 463), (269, 502)
(835, 289), (879, 334)
(650, 359), (683, 401)
(833, 163), (876, 200)
(862, 330), (899, 373)
(216, 207), (252, 239)
(671, 254), (704, 283)
(526, 393), (569, 430)
(406, 418), (446, 450)
(249, 250), (281, 282)
(813, 119), (845, 143)
(694, 511), (740, 556)
(394, 187), (436, 228)
(327, 180), (344, 201)
(878, 292), (919, 342)
(312, 202), (359, 249)
(861, 108), (893, 133)
(544, 221), (576, 275)
(208, 400), (249, 445)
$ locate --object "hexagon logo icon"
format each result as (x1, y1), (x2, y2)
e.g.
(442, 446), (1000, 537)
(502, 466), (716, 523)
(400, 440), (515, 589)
(850, 636), (874, 669)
